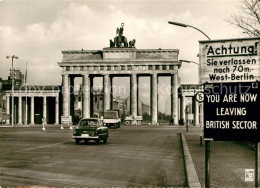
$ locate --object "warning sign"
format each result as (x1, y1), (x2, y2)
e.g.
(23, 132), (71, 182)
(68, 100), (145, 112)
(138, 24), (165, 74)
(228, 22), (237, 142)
(204, 82), (260, 142)
(199, 38), (260, 83)
(61, 116), (72, 124)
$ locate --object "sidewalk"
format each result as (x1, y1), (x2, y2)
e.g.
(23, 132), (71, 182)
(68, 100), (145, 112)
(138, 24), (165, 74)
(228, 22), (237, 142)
(184, 127), (255, 187)
(0, 124), (68, 128)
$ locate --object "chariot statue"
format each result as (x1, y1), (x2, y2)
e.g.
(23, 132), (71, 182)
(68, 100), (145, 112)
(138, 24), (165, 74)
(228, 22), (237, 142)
(110, 23), (136, 48)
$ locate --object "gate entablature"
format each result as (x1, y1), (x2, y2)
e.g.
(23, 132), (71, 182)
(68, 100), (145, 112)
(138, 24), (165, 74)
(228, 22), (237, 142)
(61, 48), (179, 61)
(59, 62), (179, 75)
(59, 48), (181, 75)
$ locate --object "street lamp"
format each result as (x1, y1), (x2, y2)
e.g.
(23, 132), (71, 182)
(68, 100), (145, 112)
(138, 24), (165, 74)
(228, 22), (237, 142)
(168, 21), (211, 40)
(179, 59), (200, 133)
(179, 59), (199, 66)
(6, 55), (18, 126)
(169, 21), (211, 188)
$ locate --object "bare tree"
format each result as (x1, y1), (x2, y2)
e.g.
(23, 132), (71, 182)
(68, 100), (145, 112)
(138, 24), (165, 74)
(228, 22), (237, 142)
(226, 0), (260, 37)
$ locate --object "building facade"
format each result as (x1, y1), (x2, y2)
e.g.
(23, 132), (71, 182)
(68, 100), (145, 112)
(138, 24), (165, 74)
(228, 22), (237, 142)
(3, 86), (60, 125)
(58, 47), (181, 125)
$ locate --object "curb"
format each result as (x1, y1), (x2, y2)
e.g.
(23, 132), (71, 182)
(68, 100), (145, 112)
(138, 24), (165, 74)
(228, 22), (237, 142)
(181, 132), (201, 188)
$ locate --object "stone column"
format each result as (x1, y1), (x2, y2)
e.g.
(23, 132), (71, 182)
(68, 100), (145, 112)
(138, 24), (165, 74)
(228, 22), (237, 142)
(90, 76), (94, 117)
(182, 95), (186, 124)
(137, 77), (140, 116)
(171, 73), (178, 125)
(6, 96), (10, 124)
(69, 76), (75, 120)
(82, 74), (90, 118)
(110, 76), (113, 110)
(18, 96), (22, 125)
(25, 97), (28, 125)
(62, 74), (69, 116)
(131, 74), (138, 124)
(43, 96), (47, 122)
(194, 99), (199, 126)
(55, 96), (59, 125)
(103, 74), (111, 113)
(30, 97), (35, 125)
(151, 74), (158, 124)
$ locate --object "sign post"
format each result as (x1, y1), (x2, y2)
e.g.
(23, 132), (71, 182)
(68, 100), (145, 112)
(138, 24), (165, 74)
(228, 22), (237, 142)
(256, 142), (260, 187)
(61, 116), (72, 129)
(200, 37), (260, 187)
(205, 140), (210, 188)
(195, 91), (204, 146)
(185, 106), (189, 132)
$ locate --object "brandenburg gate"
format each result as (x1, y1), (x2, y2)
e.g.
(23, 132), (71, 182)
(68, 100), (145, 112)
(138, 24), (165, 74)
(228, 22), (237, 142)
(58, 24), (181, 125)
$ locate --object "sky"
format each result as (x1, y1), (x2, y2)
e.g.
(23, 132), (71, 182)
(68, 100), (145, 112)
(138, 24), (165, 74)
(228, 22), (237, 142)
(0, 0), (245, 113)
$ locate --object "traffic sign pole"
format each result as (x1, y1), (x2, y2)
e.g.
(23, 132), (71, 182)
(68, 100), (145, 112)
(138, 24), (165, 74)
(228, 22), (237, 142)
(185, 111), (188, 132)
(195, 92), (204, 146)
(255, 142), (260, 187)
(205, 140), (210, 188)
(200, 103), (203, 146)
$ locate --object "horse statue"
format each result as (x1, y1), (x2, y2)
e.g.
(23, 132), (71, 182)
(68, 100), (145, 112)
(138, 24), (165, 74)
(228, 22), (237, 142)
(110, 39), (115, 47)
(129, 39), (136, 47)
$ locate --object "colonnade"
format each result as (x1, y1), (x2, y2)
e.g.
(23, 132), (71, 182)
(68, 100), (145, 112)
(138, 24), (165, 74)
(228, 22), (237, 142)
(62, 73), (179, 125)
(5, 95), (59, 125)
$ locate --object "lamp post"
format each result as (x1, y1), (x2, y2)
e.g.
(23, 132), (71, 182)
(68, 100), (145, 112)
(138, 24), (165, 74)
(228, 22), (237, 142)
(180, 60), (203, 146)
(168, 21), (211, 40)
(6, 55), (18, 126)
(179, 59), (199, 65)
(179, 60), (200, 134)
(169, 21), (211, 188)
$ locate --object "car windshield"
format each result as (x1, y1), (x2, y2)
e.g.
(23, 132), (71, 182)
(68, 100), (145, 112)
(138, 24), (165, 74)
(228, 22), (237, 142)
(104, 112), (118, 119)
(79, 120), (99, 127)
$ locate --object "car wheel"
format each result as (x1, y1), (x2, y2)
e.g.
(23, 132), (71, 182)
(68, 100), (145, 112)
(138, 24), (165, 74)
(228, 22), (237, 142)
(75, 139), (79, 145)
(125, 121), (130, 125)
(137, 121), (142, 125)
(118, 122), (120, 128)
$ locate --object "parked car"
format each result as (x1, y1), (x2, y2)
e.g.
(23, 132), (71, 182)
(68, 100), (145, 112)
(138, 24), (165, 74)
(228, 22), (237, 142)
(73, 118), (109, 145)
(124, 116), (143, 125)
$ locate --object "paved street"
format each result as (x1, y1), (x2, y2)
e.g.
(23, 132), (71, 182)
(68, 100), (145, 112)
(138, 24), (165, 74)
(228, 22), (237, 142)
(0, 126), (185, 187)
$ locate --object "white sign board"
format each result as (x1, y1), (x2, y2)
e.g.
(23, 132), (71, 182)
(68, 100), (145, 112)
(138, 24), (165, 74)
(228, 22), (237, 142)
(61, 116), (72, 124)
(199, 38), (260, 83)
(195, 91), (204, 103)
(245, 169), (254, 182)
